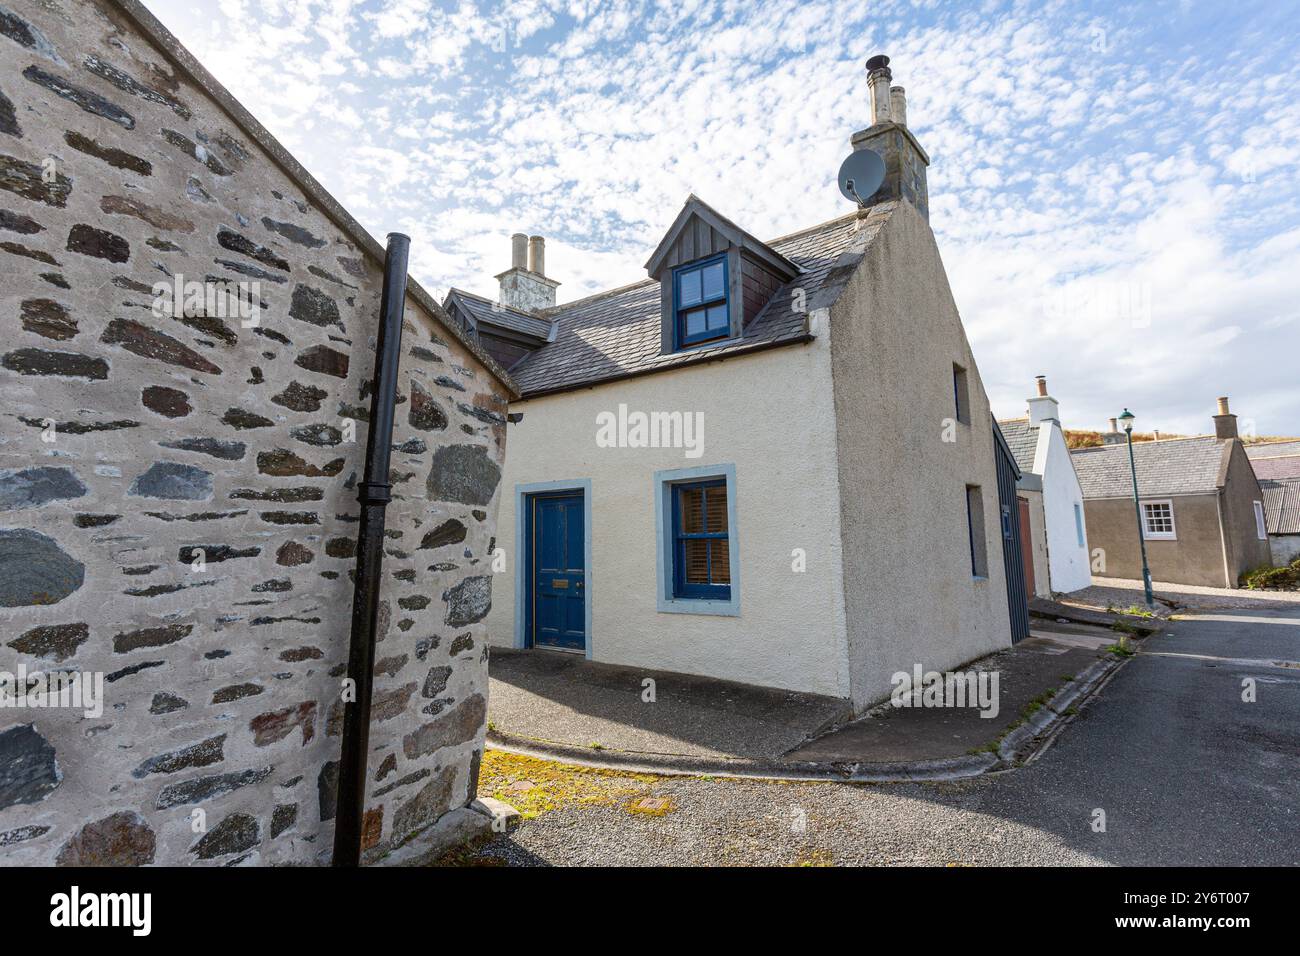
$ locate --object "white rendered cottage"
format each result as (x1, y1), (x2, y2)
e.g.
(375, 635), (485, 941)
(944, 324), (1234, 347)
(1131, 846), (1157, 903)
(452, 58), (1019, 711)
(998, 377), (1093, 597)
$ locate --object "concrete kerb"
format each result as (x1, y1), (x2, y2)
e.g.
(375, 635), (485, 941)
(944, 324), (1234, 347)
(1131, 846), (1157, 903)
(486, 652), (1133, 784)
(997, 655), (1123, 764)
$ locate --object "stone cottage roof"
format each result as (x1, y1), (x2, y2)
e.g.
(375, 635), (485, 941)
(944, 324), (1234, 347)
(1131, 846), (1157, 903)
(1244, 441), (1300, 481)
(1261, 479), (1300, 535)
(996, 418), (1040, 474)
(1245, 440), (1300, 459)
(507, 202), (898, 397)
(445, 288), (554, 341)
(1070, 436), (1230, 499)
(1250, 455), (1300, 481)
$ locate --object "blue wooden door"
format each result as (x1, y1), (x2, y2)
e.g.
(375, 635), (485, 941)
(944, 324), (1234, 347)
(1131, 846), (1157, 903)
(529, 492), (585, 650)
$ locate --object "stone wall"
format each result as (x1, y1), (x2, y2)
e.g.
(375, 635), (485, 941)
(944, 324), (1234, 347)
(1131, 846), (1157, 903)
(0, 0), (511, 865)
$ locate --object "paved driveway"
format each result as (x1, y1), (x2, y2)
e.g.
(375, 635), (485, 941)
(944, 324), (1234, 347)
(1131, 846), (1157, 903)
(461, 608), (1300, 866)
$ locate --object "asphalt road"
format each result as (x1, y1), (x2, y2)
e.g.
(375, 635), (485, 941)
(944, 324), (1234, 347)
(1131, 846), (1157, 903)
(462, 608), (1300, 866)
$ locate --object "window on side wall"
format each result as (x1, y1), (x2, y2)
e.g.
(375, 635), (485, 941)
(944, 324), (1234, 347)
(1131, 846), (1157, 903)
(1254, 500), (1267, 540)
(674, 256), (729, 349)
(953, 363), (970, 425)
(966, 484), (988, 577)
(1141, 500), (1177, 540)
(1074, 502), (1086, 547)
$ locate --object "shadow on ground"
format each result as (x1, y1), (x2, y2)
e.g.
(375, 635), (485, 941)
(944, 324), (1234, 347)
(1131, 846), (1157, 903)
(488, 618), (1121, 765)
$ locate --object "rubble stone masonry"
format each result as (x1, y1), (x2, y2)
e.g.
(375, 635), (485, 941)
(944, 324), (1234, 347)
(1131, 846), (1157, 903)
(0, 0), (511, 864)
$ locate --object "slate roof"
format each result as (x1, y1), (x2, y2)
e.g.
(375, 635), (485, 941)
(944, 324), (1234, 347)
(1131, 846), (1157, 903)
(1250, 455), (1300, 481)
(996, 418), (1041, 474)
(508, 202), (899, 397)
(1244, 441), (1300, 481)
(1261, 479), (1300, 535)
(445, 288), (553, 341)
(1070, 436), (1228, 499)
(1245, 440), (1300, 459)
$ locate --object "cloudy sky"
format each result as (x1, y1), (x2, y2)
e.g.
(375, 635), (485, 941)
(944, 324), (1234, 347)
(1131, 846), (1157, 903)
(146, 0), (1299, 435)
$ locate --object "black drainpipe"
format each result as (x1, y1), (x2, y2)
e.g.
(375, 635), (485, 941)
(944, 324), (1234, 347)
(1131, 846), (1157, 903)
(332, 232), (410, 867)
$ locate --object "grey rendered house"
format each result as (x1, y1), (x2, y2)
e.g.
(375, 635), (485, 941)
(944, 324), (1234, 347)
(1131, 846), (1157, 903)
(457, 57), (1021, 711)
(1070, 400), (1271, 587)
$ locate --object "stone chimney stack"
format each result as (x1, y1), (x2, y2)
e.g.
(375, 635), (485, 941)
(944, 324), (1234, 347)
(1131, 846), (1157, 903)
(496, 233), (560, 312)
(1213, 396), (1239, 440)
(1026, 375), (1060, 425)
(1102, 417), (1126, 445)
(850, 54), (930, 220)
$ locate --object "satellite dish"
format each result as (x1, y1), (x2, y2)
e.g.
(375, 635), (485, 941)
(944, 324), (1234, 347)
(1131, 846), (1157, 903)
(837, 149), (885, 207)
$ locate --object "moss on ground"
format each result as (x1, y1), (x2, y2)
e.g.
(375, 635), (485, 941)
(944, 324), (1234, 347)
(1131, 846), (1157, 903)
(475, 749), (661, 820)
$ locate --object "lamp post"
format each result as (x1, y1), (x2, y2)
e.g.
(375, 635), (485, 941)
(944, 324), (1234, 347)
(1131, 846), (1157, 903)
(1119, 408), (1155, 607)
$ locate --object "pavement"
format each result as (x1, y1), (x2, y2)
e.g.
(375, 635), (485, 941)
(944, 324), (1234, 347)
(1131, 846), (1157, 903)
(486, 648), (850, 761)
(455, 606), (1300, 866)
(1071, 576), (1300, 611)
(487, 616), (1130, 772)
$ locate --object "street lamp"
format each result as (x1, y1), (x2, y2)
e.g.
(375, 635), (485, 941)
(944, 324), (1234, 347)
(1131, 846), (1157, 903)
(1119, 408), (1155, 606)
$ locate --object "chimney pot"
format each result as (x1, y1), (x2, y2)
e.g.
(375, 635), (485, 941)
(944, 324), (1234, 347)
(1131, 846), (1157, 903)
(1035, 375), (1048, 397)
(889, 86), (908, 128)
(866, 54), (893, 125)
(1217, 396), (1230, 415)
(528, 235), (545, 277)
(1108, 417), (1118, 432)
(510, 233), (528, 270)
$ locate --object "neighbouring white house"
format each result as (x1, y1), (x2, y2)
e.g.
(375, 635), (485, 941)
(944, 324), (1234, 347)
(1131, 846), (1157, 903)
(451, 56), (1022, 712)
(997, 377), (1093, 597)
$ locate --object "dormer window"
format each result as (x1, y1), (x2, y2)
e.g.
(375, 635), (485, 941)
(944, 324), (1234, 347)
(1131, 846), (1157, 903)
(646, 196), (800, 357)
(674, 255), (729, 348)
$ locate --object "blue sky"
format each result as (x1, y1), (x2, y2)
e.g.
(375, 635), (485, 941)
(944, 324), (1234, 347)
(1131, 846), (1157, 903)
(147, 0), (1300, 435)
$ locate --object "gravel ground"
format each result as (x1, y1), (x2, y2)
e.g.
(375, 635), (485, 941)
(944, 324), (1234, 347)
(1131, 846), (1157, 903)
(452, 606), (1300, 867)
(453, 756), (1104, 867)
(1071, 577), (1300, 611)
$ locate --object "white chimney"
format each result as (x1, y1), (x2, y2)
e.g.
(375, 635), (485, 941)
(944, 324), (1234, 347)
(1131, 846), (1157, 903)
(496, 233), (560, 312)
(1026, 375), (1060, 425)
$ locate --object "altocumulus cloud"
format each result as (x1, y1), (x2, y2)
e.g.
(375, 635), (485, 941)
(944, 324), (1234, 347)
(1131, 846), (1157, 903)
(155, 0), (1300, 434)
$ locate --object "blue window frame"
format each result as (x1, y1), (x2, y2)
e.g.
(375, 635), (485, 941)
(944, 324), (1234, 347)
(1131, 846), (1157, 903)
(673, 255), (729, 348)
(1074, 502), (1085, 547)
(671, 479), (731, 600)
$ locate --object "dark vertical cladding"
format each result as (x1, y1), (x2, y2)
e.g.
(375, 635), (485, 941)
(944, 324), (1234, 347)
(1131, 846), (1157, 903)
(993, 418), (1030, 643)
(333, 232), (411, 866)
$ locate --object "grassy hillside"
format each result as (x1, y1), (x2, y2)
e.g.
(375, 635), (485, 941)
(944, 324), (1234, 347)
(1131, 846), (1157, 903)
(1066, 430), (1298, 449)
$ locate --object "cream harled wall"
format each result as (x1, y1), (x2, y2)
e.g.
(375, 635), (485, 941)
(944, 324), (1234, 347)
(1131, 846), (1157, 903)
(487, 343), (852, 700)
(827, 202), (1014, 710)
